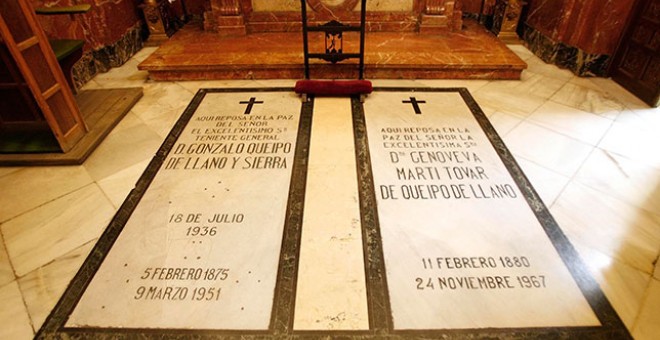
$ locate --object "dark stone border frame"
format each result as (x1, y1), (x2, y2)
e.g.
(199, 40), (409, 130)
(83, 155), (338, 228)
(36, 87), (631, 339)
(361, 87), (631, 339)
(36, 88), (310, 339)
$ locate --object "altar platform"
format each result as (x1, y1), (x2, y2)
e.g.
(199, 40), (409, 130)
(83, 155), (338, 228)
(138, 19), (527, 81)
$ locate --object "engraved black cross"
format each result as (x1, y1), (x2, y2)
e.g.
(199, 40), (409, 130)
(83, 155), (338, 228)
(402, 97), (426, 114)
(239, 97), (264, 115)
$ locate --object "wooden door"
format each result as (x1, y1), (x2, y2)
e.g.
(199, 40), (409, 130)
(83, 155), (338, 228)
(610, 0), (660, 107)
(0, 0), (87, 152)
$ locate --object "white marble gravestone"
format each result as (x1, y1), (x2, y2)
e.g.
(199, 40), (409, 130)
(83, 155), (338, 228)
(67, 92), (301, 330)
(363, 91), (600, 329)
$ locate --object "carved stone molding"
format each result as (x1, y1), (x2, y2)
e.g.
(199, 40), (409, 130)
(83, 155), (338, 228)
(306, 0), (360, 13)
(491, 0), (524, 43)
(425, 0), (446, 15)
(208, 0), (246, 36)
(420, 0), (463, 33)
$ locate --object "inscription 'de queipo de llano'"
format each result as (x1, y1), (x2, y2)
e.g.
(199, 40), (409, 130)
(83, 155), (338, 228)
(363, 91), (600, 330)
(66, 92), (301, 330)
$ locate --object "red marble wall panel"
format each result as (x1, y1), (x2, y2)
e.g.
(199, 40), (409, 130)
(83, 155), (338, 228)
(525, 0), (635, 55)
(525, 0), (568, 40)
(30, 0), (142, 51)
(461, 0), (496, 14)
(565, 0), (635, 54)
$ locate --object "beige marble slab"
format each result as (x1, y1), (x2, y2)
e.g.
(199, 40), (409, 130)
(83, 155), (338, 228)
(130, 83), (196, 138)
(575, 148), (660, 216)
(363, 91), (599, 329)
(570, 243), (650, 330)
(550, 82), (626, 120)
(97, 159), (151, 209)
(633, 279), (660, 340)
(599, 121), (660, 170)
(0, 166), (93, 223)
(0, 232), (14, 287)
(514, 157), (569, 206)
(0, 280), (34, 339)
(2, 184), (115, 277)
(551, 182), (660, 275)
(19, 240), (96, 330)
(504, 121), (594, 177)
(527, 101), (613, 146)
(293, 98), (369, 330)
(67, 91), (301, 330)
(82, 113), (164, 182)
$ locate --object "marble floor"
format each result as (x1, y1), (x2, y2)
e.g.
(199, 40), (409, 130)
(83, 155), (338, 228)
(0, 44), (659, 339)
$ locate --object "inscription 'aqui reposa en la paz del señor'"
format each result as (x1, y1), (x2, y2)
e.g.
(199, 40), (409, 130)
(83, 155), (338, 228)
(363, 91), (600, 329)
(65, 92), (301, 330)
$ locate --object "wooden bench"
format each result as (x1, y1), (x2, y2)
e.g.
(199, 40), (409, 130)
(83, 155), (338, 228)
(35, 4), (91, 93)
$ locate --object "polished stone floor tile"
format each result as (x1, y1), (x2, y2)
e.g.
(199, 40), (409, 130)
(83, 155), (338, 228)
(480, 71), (568, 100)
(82, 113), (163, 182)
(0, 232), (14, 287)
(92, 58), (150, 89)
(18, 240), (96, 330)
(486, 111), (523, 137)
(0, 280), (34, 339)
(523, 56), (575, 81)
(504, 121), (594, 177)
(615, 106), (660, 133)
(575, 148), (660, 216)
(96, 159), (150, 209)
(0, 166), (20, 178)
(632, 279), (660, 340)
(130, 83), (196, 138)
(176, 79), (265, 93)
(0, 166), (94, 223)
(472, 88), (547, 118)
(572, 244), (651, 330)
(599, 121), (660, 170)
(506, 44), (536, 61)
(527, 101), (613, 145)
(416, 79), (490, 93)
(550, 82), (626, 120)
(552, 183), (660, 274)
(571, 77), (651, 111)
(2, 184), (115, 277)
(514, 157), (570, 206)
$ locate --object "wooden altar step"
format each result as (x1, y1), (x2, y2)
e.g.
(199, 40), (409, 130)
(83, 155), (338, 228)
(138, 19), (527, 81)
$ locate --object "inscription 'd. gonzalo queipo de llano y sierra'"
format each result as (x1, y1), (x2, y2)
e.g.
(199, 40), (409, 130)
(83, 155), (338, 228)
(66, 92), (301, 330)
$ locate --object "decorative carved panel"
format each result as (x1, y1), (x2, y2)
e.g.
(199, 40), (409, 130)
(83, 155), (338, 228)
(205, 0), (463, 34)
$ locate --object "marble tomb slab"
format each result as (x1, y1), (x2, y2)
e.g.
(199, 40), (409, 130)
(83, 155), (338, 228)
(36, 88), (630, 339)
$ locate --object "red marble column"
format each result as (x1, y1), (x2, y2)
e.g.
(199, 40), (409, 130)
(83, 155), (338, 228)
(491, 0), (524, 43)
(207, 0), (246, 36)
